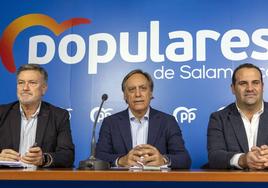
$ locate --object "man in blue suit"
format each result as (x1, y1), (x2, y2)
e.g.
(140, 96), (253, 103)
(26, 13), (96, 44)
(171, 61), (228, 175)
(208, 63), (268, 169)
(96, 69), (191, 169)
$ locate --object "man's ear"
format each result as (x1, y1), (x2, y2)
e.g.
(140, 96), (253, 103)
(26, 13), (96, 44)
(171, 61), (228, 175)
(124, 93), (128, 104)
(231, 84), (235, 95)
(42, 84), (48, 96)
(150, 91), (154, 100)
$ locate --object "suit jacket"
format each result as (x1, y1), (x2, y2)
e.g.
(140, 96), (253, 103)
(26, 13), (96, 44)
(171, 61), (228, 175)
(96, 107), (191, 169)
(207, 102), (268, 169)
(0, 101), (75, 167)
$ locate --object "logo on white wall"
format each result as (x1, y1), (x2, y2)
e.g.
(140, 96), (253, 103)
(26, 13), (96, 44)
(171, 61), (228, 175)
(90, 107), (113, 123)
(173, 107), (197, 123)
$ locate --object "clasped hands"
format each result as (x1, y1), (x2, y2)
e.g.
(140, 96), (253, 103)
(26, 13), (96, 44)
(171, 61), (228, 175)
(0, 147), (43, 166)
(118, 144), (166, 167)
(239, 145), (268, 170)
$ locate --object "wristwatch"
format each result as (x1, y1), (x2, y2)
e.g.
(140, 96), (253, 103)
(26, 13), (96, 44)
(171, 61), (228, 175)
(42, 153), (51, 167)
(162, 155), (170, 165)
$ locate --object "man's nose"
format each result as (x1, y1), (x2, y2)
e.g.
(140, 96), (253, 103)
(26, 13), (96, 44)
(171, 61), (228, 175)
(23, 82), (30, 90)
(135, 88), (141, 96)
(246, 83), (254, 91)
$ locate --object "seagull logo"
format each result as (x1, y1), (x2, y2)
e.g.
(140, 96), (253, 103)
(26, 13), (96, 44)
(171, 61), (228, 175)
(0, 13), (91, 73)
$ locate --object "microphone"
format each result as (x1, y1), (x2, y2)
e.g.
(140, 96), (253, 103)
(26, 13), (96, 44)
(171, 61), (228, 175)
(78, 94), (110, 170)
(90, 94), (108, 159)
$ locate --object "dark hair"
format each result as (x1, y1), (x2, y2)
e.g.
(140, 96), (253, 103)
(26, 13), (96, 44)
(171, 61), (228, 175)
(232, 63), (263, 85)
(16, 64), (48, 83)
(121, 69), (154, 92)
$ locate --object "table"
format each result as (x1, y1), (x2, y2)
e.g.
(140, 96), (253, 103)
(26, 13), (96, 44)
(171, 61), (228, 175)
(0, 169), (268, 188)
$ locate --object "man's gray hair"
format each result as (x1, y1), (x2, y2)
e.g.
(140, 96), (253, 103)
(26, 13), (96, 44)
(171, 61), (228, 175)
(16, 64), (48, 83)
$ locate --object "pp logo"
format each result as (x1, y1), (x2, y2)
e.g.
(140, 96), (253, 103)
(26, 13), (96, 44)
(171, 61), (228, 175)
(90, 107), (113, 123)
(173, 107), (197, 123)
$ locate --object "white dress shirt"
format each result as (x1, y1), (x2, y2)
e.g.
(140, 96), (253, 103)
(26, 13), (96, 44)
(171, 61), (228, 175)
(19, 103), (41, 156)
(129, 108), (150, 148)
(230, 102), (264, 169)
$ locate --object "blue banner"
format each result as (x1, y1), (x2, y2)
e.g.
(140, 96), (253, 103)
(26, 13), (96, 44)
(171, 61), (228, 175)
(1, 0), (268, 168)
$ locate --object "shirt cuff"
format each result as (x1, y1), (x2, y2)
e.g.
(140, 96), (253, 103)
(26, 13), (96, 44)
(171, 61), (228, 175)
(115, 157), (120, 167)
(230, 153), (244, 169)
(162, 155), (171, 167)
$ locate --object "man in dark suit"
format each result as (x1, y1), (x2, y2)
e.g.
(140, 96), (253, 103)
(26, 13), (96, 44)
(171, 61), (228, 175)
(0, 64), (74, 167)
(208, 63), (268, 169)
(96, 69), (191, 169)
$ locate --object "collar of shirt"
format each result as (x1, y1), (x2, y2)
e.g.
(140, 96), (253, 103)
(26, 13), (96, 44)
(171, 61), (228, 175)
(20, 102), (41, 120)
(128, 107), (150, 122)
(235, 101), (264, 120)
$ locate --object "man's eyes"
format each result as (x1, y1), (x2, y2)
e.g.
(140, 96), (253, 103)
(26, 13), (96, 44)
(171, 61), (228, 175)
(128, 88), (136, 92)
(28, 81), (38, 85)
(238, 81), (261, 86)
(128, 86), (148, 92)
(17, 81), (38, 86)
(140, 86), (147, 90)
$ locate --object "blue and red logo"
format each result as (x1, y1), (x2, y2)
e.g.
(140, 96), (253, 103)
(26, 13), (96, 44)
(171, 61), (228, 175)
(0, 13), (90, 73)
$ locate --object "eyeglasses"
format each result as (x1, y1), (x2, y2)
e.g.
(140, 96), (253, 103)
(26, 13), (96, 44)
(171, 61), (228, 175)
(17, 80), (39, 88)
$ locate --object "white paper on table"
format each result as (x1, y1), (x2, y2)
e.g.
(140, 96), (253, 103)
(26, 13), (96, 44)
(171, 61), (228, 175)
(0, 160), (25, 168)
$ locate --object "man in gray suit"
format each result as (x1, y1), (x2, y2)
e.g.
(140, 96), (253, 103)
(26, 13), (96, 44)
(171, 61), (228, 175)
(0, 64), (74, 167)
(208, 63), (268, 169)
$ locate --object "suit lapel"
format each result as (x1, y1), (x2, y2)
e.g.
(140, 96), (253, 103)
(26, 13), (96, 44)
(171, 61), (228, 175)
(229, 105), (249, 152)
(147, 108), (161, 146)
(35, 102), (49, 146)
(10, 103), (21, 151)
(117, 110), (132, 151)
(257, 105), (268, 146)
